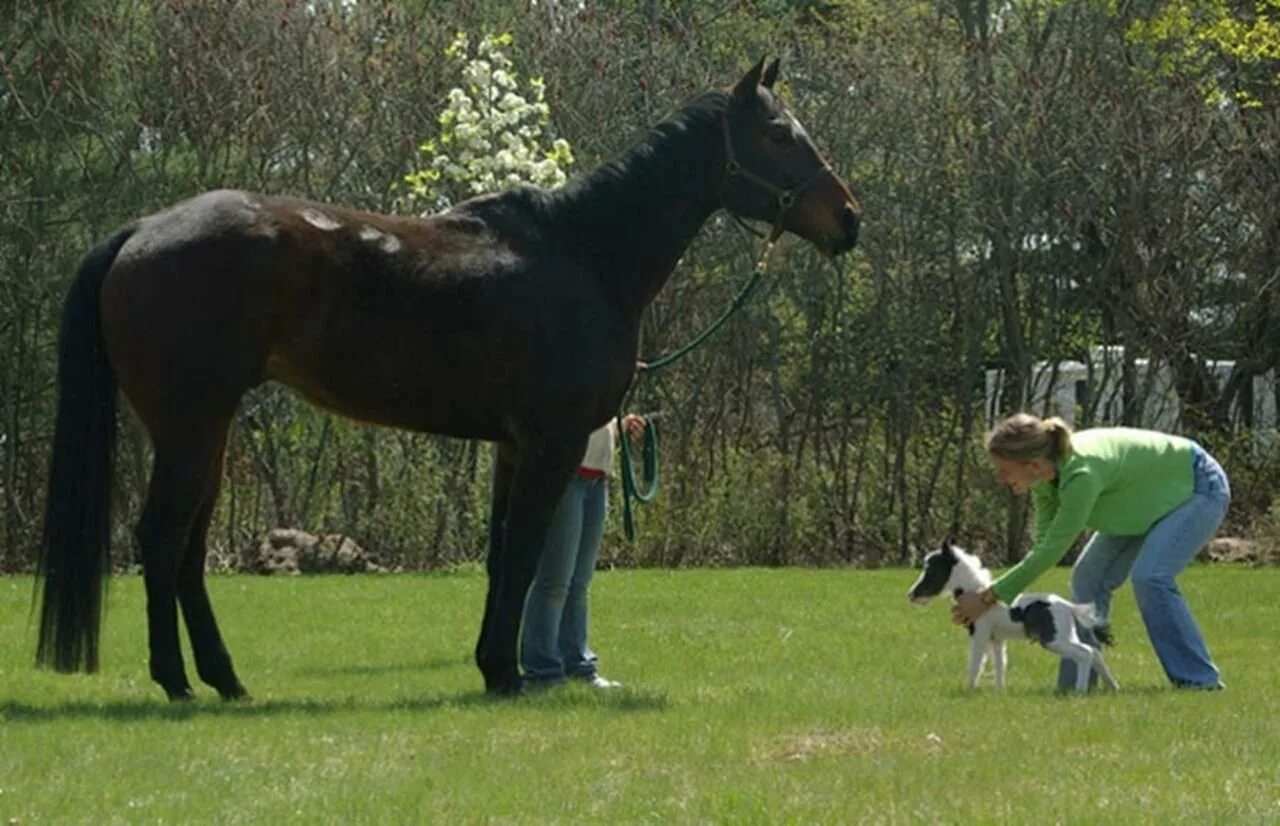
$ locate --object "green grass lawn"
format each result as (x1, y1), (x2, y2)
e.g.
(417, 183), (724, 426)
(2, 565), (1278, 824)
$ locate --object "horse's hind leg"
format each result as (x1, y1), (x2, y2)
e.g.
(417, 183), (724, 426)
(176, 423), (248, 700)
(136, 418), (232, 701)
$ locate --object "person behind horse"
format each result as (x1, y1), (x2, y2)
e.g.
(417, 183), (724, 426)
(952, 413), (1230, 691)
(521, 414), (646, 689)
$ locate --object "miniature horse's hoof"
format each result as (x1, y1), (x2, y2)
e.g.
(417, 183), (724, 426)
(218, 683), (251, 702)
(166, 686), (196, 702)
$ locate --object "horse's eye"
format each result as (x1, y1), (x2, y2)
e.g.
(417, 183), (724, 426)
(767, 125), (792, 145)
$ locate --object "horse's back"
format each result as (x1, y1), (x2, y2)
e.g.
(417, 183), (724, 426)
(96, 188), (613, 440)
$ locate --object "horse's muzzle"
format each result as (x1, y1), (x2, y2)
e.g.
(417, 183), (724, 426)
(831, 203), (860, 255)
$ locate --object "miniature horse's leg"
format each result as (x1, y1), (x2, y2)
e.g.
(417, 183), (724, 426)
(1090, 647), (1120, 690)
(1046, 638), (1100, 693)
(992, 640), (1008, 690)
(966, 630), (989, 690)
(135, 419), (232, 701)
(175, 419), (249, 700)
(476, 436), (583, 694)
(1054, 623), (1120, 692)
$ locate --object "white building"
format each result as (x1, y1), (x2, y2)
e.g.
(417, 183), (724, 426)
(985, 346), (1277, 438)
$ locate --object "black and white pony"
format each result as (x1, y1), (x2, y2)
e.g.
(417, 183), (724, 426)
(907, 538), (1120, 693)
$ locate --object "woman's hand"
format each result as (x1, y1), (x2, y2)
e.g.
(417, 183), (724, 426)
(621, 413), (646, 442)
(951, 590), (993, 626)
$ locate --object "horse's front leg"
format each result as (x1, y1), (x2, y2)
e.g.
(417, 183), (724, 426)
(475, 437), (582, 695)
(475, 442), (516, 689)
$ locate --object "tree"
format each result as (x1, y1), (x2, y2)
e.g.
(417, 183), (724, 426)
(400, 32), (574, 212)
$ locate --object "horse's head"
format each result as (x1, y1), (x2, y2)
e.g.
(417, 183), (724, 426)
(721, 58), (860, 257)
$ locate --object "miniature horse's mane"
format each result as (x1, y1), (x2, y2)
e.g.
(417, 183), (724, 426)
(949, 544), (995, 590)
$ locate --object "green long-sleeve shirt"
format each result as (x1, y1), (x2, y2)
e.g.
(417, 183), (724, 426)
(989, 428), (1196, 603)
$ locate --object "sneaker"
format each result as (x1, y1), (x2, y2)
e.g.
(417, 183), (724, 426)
(521, 677), (564, 694)
(580, 674), (622, 690)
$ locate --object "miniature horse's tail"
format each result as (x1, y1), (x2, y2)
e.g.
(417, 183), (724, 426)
(1069, 602), (1115, 647)
(35, 225), (136, 673)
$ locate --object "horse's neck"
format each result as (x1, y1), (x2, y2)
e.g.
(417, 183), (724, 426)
(549, 96), (727, 318)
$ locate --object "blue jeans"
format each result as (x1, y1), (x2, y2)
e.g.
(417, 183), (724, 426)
(520, 475), (607, 684)
(1061, 444), (1230, 689)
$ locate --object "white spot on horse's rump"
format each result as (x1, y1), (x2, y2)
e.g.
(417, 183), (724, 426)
(299, 208), (342, 231)
(358, 224), (402, 254)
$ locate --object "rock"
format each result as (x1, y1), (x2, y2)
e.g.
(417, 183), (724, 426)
(1199, 537), (1271, 566)
(243, 528), (385, 574)
(310, 533), (381, 573)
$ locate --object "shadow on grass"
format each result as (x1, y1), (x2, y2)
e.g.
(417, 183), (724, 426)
(293, 655), (470, 677)
(0, 685), (669, 723)
(941, 683), (1177, 700)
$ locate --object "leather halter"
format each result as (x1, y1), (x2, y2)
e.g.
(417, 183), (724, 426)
(721, 112), (832, 242)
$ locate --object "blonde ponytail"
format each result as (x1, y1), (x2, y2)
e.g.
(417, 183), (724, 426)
(985, 412), (1074, 463)
(1040, 416), (1074, 462)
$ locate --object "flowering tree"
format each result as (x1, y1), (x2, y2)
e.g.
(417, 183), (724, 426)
(400, 32), (574, 212)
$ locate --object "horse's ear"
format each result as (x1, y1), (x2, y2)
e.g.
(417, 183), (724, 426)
(732, 57), (766, 102)
(942, 534), (955, 549)
(762, 57), (780, 89)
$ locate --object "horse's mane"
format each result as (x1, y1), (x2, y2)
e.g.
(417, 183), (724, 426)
(548, 90), (728, 220)
(449, 90), (727, 238)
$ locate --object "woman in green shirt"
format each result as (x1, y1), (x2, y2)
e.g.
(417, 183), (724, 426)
(953, 413), (1230, 690)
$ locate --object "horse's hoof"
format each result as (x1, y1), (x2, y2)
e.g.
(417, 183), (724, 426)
(166, 687), (196, 702)
(218, 683), (251, 702)
(484, 675), (523, 696)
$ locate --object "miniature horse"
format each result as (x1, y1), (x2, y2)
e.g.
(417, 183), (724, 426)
(908, 539), (1119, 692)
(36, 58), (860, 700)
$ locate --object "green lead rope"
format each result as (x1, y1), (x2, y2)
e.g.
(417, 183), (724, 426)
(633, 242), (772, 372)
(616, 237), (781, 541)
(618, 416), (660, 542)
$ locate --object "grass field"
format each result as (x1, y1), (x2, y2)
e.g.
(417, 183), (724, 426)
(2, 565), (1278, 824)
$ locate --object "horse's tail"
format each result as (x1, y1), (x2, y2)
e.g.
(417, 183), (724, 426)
(35, 224), (135, 673)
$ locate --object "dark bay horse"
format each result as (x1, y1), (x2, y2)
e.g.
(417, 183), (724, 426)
(36, 58), (860, 700)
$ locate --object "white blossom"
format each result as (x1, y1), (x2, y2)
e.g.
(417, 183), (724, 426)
(400, 32), (574, 212)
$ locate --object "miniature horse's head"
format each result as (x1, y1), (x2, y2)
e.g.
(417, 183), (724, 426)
(720, 58), (860, 256)
(907, 537), (989, 605)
